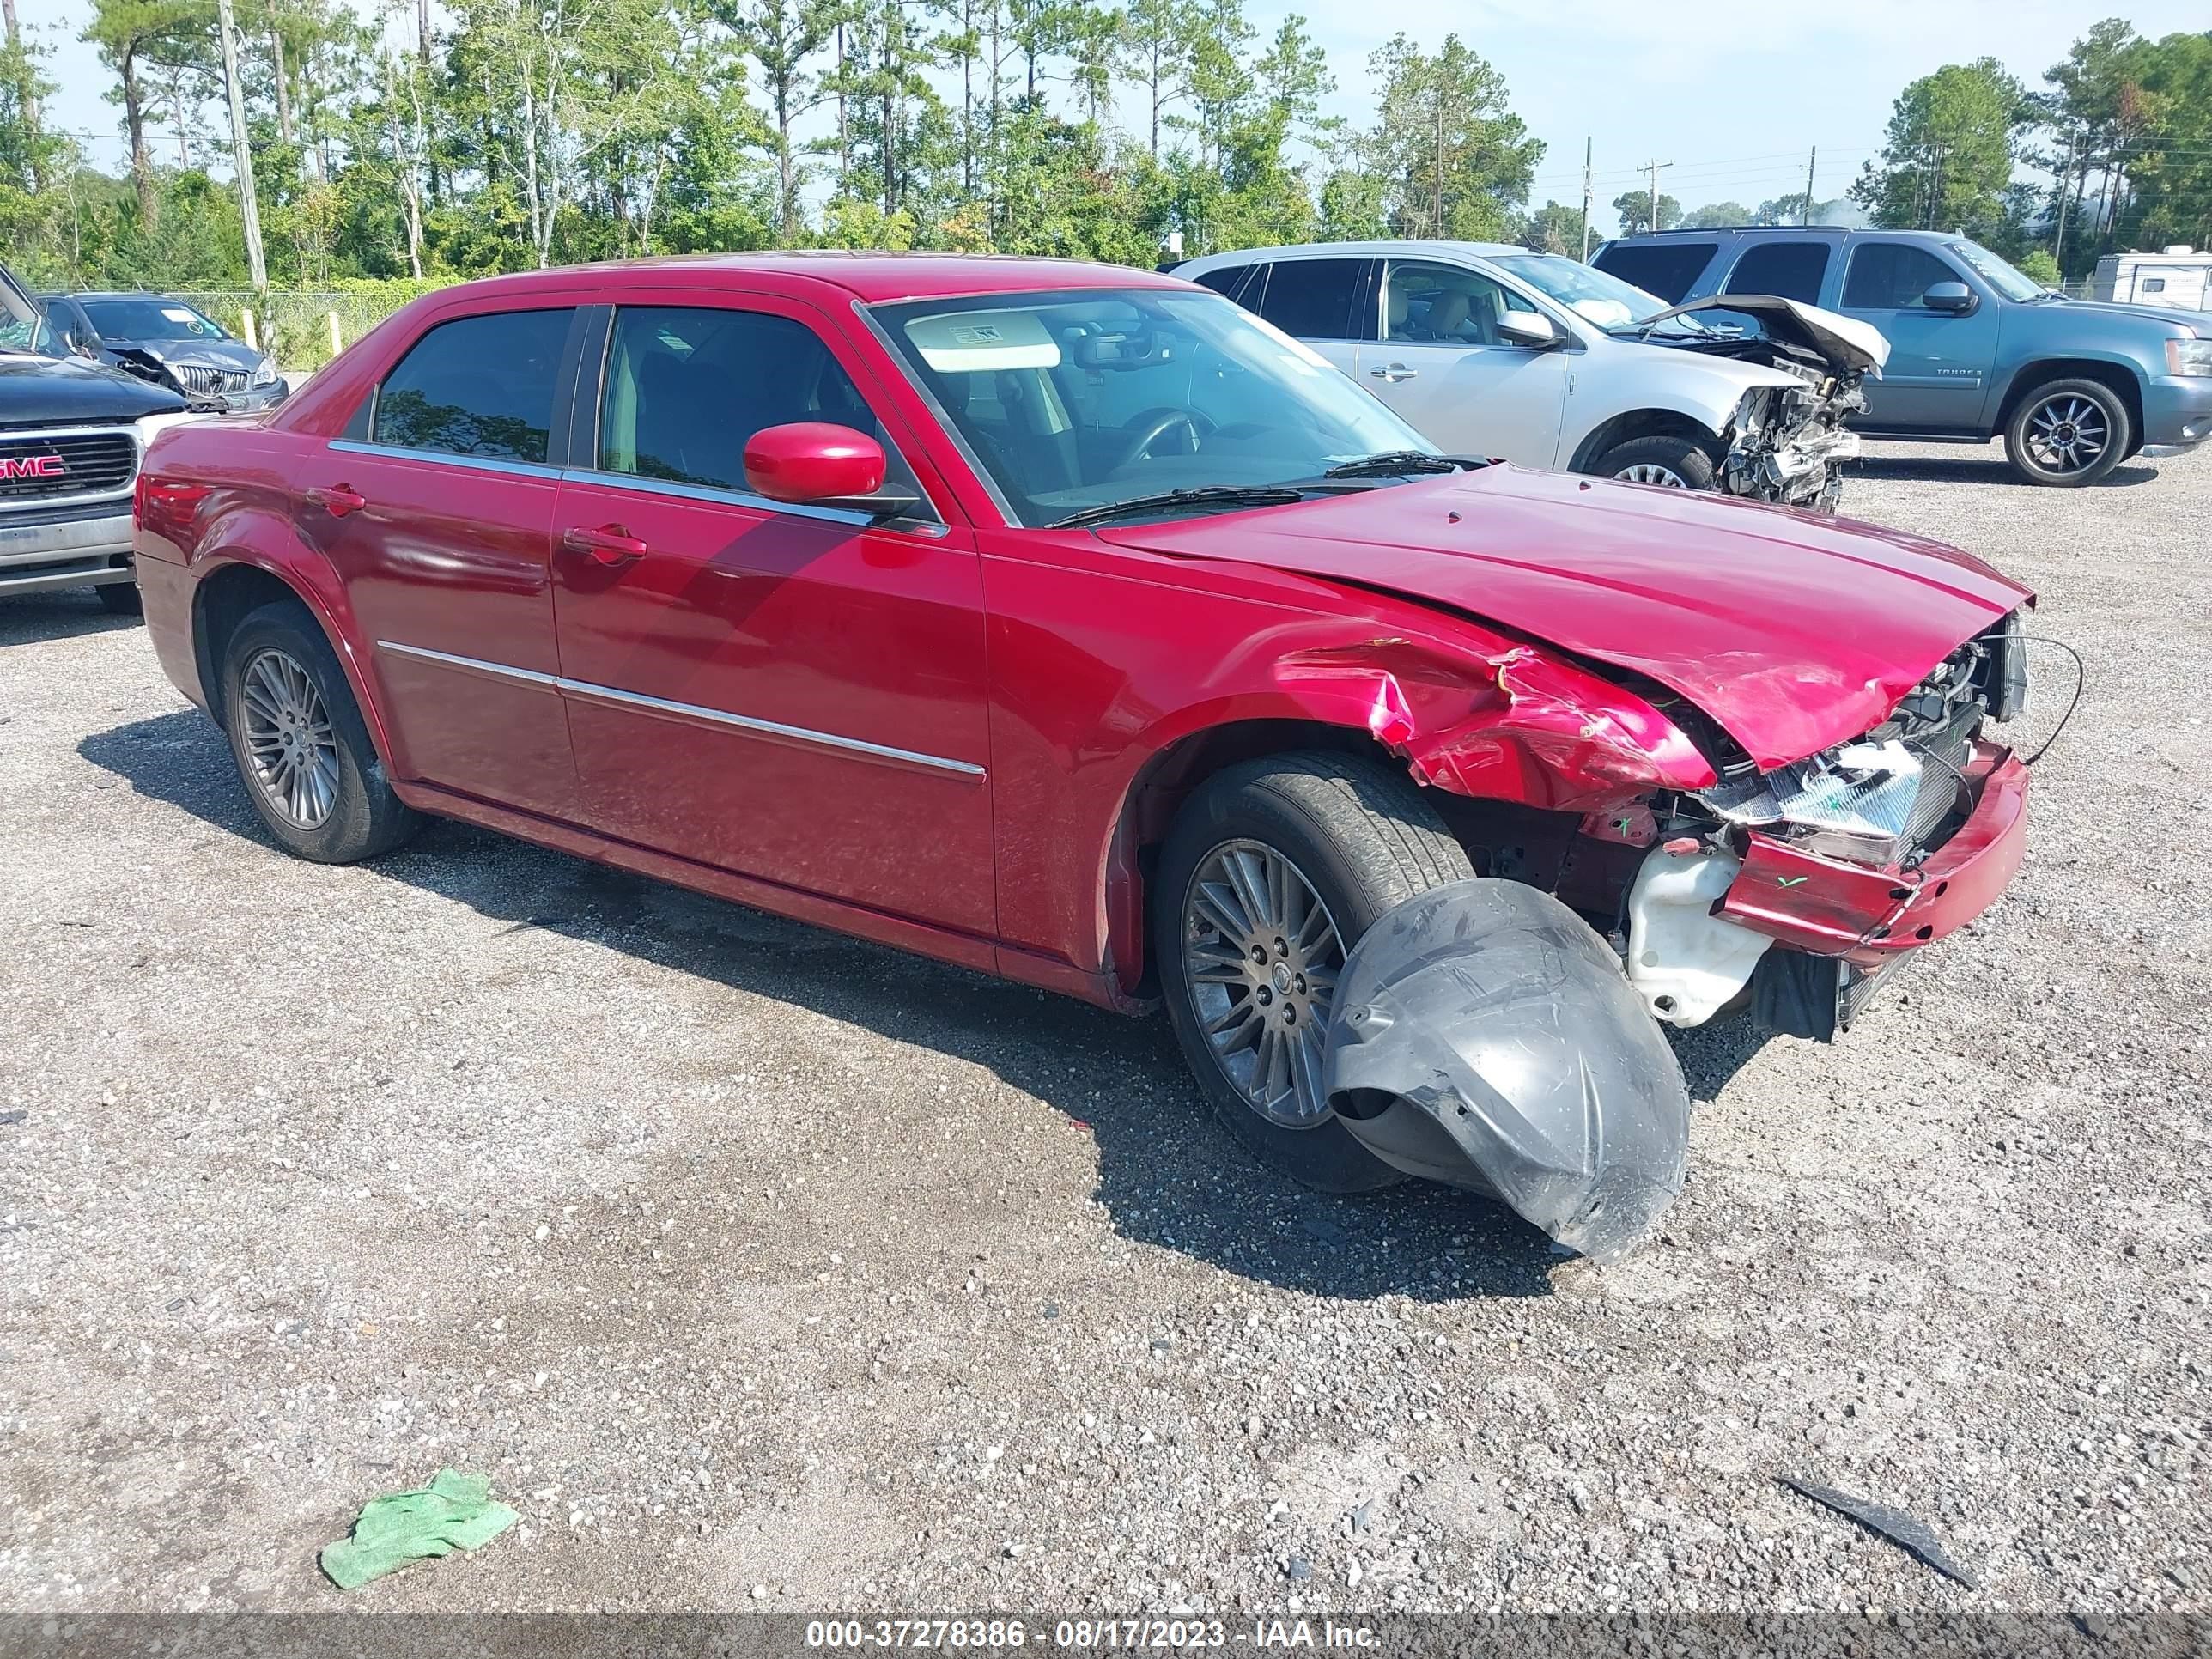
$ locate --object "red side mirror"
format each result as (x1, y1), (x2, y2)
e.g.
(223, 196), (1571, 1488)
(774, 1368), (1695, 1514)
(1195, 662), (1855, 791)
(743, 422), (900, 508)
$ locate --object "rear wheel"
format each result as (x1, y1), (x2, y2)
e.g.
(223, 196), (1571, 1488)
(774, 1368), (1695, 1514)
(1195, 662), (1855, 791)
(2003, 377), (2130, 486)
(220, 600), (421, 863)
(1154, 752), (1474, 1193)
(1590, 434), (1717, 490)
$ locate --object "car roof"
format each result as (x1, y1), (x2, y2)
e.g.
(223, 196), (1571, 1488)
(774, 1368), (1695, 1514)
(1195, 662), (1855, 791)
(413, 252), (1195, 307)
(1607, 227), (1948, 245)
(1179, 240), (1532, 267)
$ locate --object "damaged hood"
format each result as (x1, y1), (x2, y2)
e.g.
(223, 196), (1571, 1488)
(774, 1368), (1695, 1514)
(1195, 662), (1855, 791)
(1639, 295), (1891, 376)
(1101, 465), (2030, 769)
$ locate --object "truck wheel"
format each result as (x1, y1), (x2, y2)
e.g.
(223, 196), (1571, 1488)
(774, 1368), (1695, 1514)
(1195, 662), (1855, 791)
(1154, 752), (1474, 1194)
(1591, 434), (1717, 490)
(95, 582), (143, 617)
(2003, 378), (2130, 486)
(220, 600), (421, 864)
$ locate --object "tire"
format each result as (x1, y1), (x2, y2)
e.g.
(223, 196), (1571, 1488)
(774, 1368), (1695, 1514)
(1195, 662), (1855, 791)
(94, 581), (143, 617)
(219, 600), (421, 863)
(2003, 377), (2130, 486)
(1154, 751), (1475, 1193)
(1590, 434), (1718, 491)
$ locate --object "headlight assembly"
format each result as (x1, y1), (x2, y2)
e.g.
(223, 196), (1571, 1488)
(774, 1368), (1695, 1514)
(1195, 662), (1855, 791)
(252, 357), (278, 386)
(2166, 337), (2212, 377)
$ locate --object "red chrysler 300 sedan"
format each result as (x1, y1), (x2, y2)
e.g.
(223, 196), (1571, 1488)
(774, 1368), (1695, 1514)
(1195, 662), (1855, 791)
(132, 254), (2034, 1202)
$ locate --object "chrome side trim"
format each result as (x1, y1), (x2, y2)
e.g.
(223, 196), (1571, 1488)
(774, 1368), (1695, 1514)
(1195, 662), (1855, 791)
(376, 639), (560, 688)
(374, 639), (985, 779)
(558, 678), (986, 776)
(330, 439), (565, 481)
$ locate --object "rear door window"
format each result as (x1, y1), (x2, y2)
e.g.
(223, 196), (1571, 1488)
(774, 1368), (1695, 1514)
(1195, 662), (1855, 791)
(1841, 243), (1960, 310)
(1720, 241), (1832, 304)
(1591, 240), (1717, 303)
(372, 308), (574, 464)
(1254, 258), (1366, 340)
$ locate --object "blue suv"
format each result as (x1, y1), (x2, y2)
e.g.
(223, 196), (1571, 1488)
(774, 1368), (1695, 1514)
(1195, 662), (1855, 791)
(1593, 227), (2212, 487)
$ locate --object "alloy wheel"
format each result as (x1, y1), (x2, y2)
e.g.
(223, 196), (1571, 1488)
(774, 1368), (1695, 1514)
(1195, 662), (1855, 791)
(2023, 394), (2110, 478)
(239, 647), (340, 830)
(1182, 839), (1344, 1129)
(1617, 462), (1689, 487)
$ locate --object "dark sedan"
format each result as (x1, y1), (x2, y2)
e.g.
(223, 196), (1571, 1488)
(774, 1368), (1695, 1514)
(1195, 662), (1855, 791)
(40, 292), (289, 412)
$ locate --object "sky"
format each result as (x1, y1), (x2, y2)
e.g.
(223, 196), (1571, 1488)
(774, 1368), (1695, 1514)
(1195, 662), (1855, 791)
(21, 0), (2211, 234)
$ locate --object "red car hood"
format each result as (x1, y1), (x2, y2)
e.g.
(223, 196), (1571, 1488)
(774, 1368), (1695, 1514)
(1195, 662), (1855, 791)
(1099, 465), (2032, 770)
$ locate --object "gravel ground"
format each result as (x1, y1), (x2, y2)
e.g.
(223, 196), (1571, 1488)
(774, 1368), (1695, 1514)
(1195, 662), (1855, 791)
(1, 440), (2206, 1620)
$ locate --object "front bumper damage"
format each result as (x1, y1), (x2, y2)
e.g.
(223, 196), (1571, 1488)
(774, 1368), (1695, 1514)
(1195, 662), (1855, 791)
(1304, 614), (2034, 1261)
(1723, 377), (1865, 510)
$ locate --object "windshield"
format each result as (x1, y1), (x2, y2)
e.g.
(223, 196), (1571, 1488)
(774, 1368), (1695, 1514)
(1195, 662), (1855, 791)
(0, 271), (60, 356)
(872, 289), (1430, 526)
(1486, 254), (1674, 330)
(1946, 242), (2047, 302)
(82, 298), (230, 342)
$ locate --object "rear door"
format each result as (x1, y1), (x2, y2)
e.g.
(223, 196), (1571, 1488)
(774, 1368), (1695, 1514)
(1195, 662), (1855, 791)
(1591, 239), (1720, 305)
(1354, 257), (1571, 464)
(304, 302), (582, 820)
(549, 294), (996, 937)
(1838, 240), (1999, 430)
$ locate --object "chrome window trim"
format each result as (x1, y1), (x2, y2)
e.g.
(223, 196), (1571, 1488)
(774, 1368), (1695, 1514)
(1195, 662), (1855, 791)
(374, 639), (985, 779)
(330, 439), (564, 480)
(556, 465), (880, 530)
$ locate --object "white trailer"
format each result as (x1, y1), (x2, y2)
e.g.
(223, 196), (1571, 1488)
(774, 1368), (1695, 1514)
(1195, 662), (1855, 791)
(2089, 246), (2211, 311)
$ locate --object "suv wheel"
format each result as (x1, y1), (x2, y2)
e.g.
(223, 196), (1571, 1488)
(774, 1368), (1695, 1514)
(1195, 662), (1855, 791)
(220, 600), (422, 863)
(1591, 434), (1717, 490)
(1154, 752), (1474, 1193)
(2004, 378), (2130, 486)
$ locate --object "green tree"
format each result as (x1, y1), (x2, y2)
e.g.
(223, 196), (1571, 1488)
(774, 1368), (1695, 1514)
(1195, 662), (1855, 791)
(1365, 33), (1540, 241)
(1517, 198), (1582, 254)
(1850, 57), (2026, 236)
(83, 0), (211, 228)
(1679, 200), (1747, 228)
(1612, 188), (1677, 235)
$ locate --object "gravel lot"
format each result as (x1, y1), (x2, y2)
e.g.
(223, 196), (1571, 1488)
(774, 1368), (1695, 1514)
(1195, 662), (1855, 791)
(1, 440), (2206, 1620)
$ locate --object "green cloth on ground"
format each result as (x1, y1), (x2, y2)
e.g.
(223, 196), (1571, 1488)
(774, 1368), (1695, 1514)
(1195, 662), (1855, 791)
(319, 1468), (520, 1589)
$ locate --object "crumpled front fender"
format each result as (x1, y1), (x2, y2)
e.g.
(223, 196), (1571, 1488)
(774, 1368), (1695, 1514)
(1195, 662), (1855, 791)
(1270, 638), (1716, 812)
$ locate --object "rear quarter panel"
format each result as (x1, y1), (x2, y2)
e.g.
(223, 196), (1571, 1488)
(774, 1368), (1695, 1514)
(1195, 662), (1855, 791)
(134, 419), (394, 758)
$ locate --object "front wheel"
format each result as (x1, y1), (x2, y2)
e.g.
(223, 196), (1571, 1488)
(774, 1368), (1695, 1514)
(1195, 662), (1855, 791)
(2003, 378), (2130, 486)
(220, 600), (422, 863)
(1153, 752), (1474, 1193)
(1590, 434), (1717, 490)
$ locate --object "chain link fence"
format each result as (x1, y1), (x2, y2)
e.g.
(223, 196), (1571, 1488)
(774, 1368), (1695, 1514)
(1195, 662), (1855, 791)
(173, 283), (453, 374)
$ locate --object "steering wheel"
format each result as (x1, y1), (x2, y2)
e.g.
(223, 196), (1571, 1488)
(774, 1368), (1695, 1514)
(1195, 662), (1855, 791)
(1113, 407), (1216, 471)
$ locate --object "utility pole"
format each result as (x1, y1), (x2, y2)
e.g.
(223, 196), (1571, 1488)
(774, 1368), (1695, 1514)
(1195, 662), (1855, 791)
(215, 0), (268, 301)
(1802, 146), (1817, 223)
(1578, 136), (1593, 258)
(2052, 130), (2078, 272)
(1639, 158), (1672, 234)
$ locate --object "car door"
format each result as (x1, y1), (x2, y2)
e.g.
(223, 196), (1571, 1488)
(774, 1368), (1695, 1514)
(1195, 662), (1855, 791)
(303, 302), (583, 820)
(1837, 241), (1999, 430)
(1354, 258), (1572, 464)
(549, 295), (995, 937)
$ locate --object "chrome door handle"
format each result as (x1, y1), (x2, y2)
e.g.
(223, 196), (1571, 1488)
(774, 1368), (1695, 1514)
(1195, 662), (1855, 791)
(306, 484), (367, 516)
(1369, 363), (1419, 383)
(561, 525), (648, 565)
